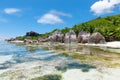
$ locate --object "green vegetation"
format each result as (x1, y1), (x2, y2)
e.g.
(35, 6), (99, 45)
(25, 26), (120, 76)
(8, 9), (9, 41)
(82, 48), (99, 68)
(15, 29), (59, 40)
(15, 36), (26, 40)
(71, 52), (120, 67)
(54, 45), (66, 50)
(43, 14), (120, 41)
(61, 27), (71, 34)
(61, 52), (69, 57)
(16, 14), (120, 41)
(72, 14), (120, 41)
(25, 46), (39, 51)
(31, 74), (62, 80)
(15, 35), (41, 40)
(40, 29), (59, 38)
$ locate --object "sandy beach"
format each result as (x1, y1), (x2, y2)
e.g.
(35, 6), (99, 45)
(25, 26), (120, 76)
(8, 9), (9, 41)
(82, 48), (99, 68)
(13, 40), (120, 49)
(79, 41), (120, 49)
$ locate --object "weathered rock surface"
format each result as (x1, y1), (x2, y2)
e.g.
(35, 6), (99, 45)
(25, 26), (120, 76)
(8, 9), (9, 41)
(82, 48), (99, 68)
(78, 31), (90, 43)
(88, 32), (106, 44)
(65, 30), (77, 43)
(48, 30), (64, 43)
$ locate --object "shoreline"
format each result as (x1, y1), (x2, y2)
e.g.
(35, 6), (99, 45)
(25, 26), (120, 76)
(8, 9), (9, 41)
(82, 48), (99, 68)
(79, 41), (120, 49)
(8, 40), (24, 43)
(9, 40), (120, 49)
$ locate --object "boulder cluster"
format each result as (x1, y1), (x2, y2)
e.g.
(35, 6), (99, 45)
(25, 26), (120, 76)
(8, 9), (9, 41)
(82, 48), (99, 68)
(39, 30), (106, 44)
(64, 30), (77, 43)
(48, 30), (64, 43)
(78, 31), (90, 43)
(7, 30), (106, 44)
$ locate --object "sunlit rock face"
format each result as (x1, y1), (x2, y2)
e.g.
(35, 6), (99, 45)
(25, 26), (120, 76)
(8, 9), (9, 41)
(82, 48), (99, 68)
(48, 30), (64, 43)
(65, 30), (77, 44)
(65, 32), (70, 44)
(78, 31), (90, 43)
(88, 32), (106, 44)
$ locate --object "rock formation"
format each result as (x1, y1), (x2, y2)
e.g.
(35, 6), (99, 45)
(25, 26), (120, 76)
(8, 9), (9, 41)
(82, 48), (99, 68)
(65, 30), (77, 43)
(64, 32), (70, 43)
(88, 32), (106, 44)
(78, 31), (90, 43)
(48, 30), (64, 43)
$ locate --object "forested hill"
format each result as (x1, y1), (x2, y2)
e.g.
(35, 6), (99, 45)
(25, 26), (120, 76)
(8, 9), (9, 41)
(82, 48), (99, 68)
(72, 14), (120, 41)
(15, 14), (120, 41)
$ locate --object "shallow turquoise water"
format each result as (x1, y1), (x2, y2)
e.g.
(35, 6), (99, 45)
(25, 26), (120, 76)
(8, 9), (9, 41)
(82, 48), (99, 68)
(0, 41), (72, 70)
(0, 41), (120, 80)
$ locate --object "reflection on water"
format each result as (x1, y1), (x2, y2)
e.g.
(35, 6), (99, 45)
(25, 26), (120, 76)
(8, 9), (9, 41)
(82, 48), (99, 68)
(43, 42), (120, 67)
(0, 41), (120, 80)
(0, 42), (65, 70)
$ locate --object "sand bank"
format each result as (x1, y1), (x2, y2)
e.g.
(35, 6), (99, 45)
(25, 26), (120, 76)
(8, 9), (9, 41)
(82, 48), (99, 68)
(79, 41), (120, 49)
(62, 68), (120, 80)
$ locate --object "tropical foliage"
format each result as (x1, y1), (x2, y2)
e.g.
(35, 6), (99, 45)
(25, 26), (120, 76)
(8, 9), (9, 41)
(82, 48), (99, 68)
(16, 14), (120, 41)
(72, 14), (120, 41)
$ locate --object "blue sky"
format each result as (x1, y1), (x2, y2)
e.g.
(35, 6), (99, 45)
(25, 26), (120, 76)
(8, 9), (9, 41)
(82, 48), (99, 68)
(0, 0), (120, 39)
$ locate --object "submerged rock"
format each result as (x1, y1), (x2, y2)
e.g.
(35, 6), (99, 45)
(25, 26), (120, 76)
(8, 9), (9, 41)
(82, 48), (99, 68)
(31, 74), (62, 80)
(88, 32), (106, 44)
(78, 31), (90, 43)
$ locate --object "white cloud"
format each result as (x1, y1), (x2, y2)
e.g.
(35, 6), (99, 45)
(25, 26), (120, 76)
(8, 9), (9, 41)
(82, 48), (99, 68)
(37, 13), (63, 24)
(50, 10), (72, 17)
(91, 0), (120, 15)
(4, 8), (21, 14)
(37, 10), (72, 24)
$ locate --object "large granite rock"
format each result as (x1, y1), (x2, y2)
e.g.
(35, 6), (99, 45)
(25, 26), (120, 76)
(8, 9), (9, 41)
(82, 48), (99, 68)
(65, 30), (77, 43)
(48, 35), (57, 42)
(48, 30), (64, 43)
(26, 31), (39, 37)
(88, 32), (106, 44)
(64, 32), (70, 43)
(38, 37), (49, 42)
(78, 31), (90, 43)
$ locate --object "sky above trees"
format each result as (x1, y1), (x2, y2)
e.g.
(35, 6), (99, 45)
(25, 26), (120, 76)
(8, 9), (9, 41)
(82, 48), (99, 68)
(0, 0), (120, 39)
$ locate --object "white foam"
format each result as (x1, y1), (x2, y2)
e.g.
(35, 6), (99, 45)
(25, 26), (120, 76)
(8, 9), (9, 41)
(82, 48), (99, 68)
(0, 55), (13, 64)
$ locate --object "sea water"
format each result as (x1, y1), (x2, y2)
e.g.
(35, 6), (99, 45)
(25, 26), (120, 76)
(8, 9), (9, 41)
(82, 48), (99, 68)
(0, 41), (75, 80)
(0, 41), (120, 80)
